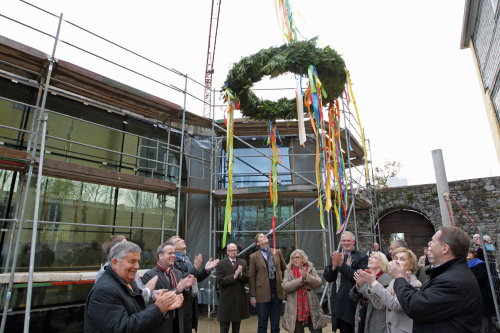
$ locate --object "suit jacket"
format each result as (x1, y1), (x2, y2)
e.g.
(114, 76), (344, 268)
(215, 257), (250, 322)
(174, 253), (210, 333)
(142, 266), (186, 333)
(323, 250), (368, 328)
(394, 256), (482, 333)
(249, 248), (286, 302)
(84, 266), (164, 333)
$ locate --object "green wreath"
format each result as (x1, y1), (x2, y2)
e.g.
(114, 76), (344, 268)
(223, 39), (347, 121)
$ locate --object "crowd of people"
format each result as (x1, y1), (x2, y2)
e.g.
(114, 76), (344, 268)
(84, 227), (499, 333)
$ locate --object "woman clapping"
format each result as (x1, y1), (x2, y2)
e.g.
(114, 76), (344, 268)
(281, 249), (327, 333)
(355, 247), (421, 333)
(350, 251), (392, 333)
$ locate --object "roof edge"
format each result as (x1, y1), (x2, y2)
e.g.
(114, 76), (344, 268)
(460, 0), (480, 49)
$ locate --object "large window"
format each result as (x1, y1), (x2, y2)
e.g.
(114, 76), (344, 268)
(220, 138), (293, 189)
(0, 174), (177, 310)
(216, 199), (296, 263)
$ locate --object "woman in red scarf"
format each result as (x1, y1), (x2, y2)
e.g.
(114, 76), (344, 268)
(281, 249), (327, 333)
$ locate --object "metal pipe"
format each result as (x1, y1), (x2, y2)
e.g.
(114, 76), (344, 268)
(237, 198), (318, 256)
(212, 229), (327, 233)
(0, 73), (47, 333)
(207, 88), (216, 318)
(478, 226), (500, 320)
(21, 219), (176, 231)
(22, 14), (62, 331)
(343, 108), (359, 249)
(175, 74), (188, 235)
(431, 149), (454, 227)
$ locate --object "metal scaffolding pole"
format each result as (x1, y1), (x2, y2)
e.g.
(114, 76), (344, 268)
(342, 108), (359, 249)
(175, 74), (188, 235)
(23, 14), (63, 332)
(207, 87), (216, 318)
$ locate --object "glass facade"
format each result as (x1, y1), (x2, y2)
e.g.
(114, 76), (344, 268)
(219, 138), (293, 189)
(216, 199), (296, 264)
(0, 83), (181, 310)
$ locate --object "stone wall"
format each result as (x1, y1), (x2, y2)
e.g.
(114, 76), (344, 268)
(354, 176), (499, 253)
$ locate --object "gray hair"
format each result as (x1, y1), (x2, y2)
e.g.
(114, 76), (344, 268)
(341, 231), (355, 240)
(289, 249), (309, 265)
(166, 235), (180, 246)
(108, 241), (141, 262)
(391, 239), (408, 248)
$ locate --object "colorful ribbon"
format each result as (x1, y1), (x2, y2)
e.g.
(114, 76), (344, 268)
(267, 121), (280, 253)
(346, 69), (369, 182)
(222, 87), (238, 248)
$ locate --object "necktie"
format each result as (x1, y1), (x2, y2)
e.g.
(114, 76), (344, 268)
(344, 253), (349, 264)
(232, 260), (236, 267)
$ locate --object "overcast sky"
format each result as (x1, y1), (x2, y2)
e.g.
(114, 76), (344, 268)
(2, 0), (499, 186)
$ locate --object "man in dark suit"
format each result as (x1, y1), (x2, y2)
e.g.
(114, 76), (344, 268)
(215, 243), (250, 333)
(323, 231), (368, 333)
(84, 241), (182, 332)
(392, 227), (481, 333)
(142, 242), (195, 333)
(167, 235), (219, 333)
(249, 233), (286, 333)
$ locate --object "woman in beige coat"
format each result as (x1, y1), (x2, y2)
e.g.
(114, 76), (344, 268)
(281, 249), (327, 333)
(356, 247), (421, 333)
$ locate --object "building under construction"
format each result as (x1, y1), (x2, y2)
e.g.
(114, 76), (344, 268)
(0, 6), (377, 331)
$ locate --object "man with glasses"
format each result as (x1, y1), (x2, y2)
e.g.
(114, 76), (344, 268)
(215, 243), (250, 333)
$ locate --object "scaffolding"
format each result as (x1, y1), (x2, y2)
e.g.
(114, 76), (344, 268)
(0, 2), (379, 331)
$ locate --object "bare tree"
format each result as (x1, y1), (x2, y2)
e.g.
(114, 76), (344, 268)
(373, 161), (402, 187)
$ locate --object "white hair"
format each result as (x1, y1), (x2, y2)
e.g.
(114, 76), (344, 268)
(341, 231), (355, 240)
(109, 241), (141, 262)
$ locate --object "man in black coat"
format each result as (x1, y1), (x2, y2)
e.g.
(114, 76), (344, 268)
(142, 242), (196, 333)
(392, 227), (482, 333)
(215, 243), (250, 333)
(84, 241), (183, 333)
(167, 236), (220, 333)
(323, 231), (368, 333)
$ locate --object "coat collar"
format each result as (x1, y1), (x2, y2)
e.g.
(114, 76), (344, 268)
(104, 265), (142, 297)
(426, 256), (465, 279)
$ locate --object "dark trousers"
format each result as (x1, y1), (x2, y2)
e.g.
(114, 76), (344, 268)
(256, 293), (282, 333)
(294, 320), (322, 333)
(220, 321), (241, 333)
(337, 319), (354, 333)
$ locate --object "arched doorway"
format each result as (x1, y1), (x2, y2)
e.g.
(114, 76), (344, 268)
(379, 209), (435, 258)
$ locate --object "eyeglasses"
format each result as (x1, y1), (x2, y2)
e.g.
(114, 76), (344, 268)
(227, 249), (238, 252)
(291, 256), (302, 260)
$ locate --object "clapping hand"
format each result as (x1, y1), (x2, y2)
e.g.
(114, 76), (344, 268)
(388, 261), (410, 280)
(354, 269), (376, 287)
(204, 258), (220, 271)
(193, 254), (203, 270)
(234, 265), (243, 279)
(300, 269), (308, 282)
(154, 290), (179, 312)
(176, 274), (195, 292)
(331, 251), (344, 268)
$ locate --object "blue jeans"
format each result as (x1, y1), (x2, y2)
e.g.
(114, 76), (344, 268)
(256, 293), (282, 333)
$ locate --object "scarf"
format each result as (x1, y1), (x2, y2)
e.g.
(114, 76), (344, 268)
(176, 251), (197, 274)
(260, 246), (276, 279)
(467, 257), (483, 268)
(155, 259), (177, 288)
(292, 265), (310, 324)
(175, 251), (198, 295)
